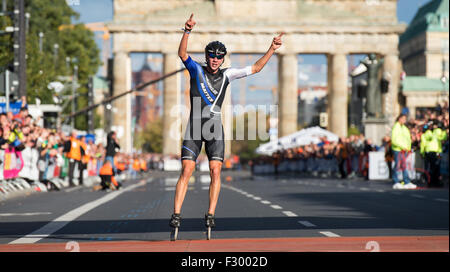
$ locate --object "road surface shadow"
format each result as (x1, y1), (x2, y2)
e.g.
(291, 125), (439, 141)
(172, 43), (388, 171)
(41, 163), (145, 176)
(1, 214), (447, 239)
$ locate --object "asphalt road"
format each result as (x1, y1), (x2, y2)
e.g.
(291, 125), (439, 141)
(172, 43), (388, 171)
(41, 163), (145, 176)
(0, 171), (448, 248)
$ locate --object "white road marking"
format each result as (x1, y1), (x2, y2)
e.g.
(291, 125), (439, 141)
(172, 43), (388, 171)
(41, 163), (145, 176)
(9, 180), (149, 244)
(164, 187), (175, 191)
(197, 175), (209, 184)
(411, 194), (425, 199)
(360, 187), (370, 191)
(246, 194), (254, 198)
(298, 221), (316, 227)
(252, 197), (261, 201)
(201, 186), (210, 190)
(65, 187), (83, 193)
(0, 212), (52, 217)
(270, 205), (283, 210)
(434, 198), (448, 202)
(260, 200), (271, 205)
(319, 231), (341, 237)
(282, 211), (298, 217)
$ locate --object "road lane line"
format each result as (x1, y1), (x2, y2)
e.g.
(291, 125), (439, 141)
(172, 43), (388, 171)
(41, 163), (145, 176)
(282, 211), (298, 217)
(9, 180), (149, 244)
(0, 212), (52, 217)
(319, 231), (341, 237)
(411, 194), (425, 199)
(260, 200), (271, 205)
(65, 187), (83, 193)
(270, 205), (283, 210)
(434, 198), (448, 202)
(298, 221), (316, 227)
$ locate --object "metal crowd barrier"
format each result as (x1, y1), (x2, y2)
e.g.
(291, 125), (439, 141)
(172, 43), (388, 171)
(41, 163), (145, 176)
(0, 147), (116, 199)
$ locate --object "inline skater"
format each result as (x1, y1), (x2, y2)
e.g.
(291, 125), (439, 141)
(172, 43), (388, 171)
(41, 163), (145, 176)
(170, 13), (283, 240)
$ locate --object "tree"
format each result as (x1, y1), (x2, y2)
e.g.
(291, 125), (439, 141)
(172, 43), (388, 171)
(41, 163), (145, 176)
(231, 111), (270, 163)
(136, 117), (163, 153)
(0, 0), (100, 130)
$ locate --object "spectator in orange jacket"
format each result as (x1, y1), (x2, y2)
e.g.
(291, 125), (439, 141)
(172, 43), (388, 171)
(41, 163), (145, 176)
(95, 159), (121, 191)
(65, 131), (85, 187)
(139, 158), (147, 173)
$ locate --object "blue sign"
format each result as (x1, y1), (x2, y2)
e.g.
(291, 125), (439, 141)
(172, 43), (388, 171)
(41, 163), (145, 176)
(77, 134), (96, 144)
(0, 102), (24, 115)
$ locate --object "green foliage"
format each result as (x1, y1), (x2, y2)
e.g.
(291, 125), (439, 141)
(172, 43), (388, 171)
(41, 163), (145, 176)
(1, 0), (100, 130)
(136, 117), (163, 153)
(0, 13), (13, 72)
(231, 111), (270, 162)
(348, 125), (361, 136)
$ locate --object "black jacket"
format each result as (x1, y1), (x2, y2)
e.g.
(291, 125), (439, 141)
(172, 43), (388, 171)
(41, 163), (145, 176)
(106, 132), (120, 157)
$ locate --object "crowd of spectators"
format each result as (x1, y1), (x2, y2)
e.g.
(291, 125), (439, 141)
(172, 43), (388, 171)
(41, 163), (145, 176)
(250, 102), (449, 182)
(1, 95), (448, 192)
(0, 97), (156, 192)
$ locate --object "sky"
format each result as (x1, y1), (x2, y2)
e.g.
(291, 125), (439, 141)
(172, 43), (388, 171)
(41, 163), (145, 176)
(69, 0), (434, 107)
(70, 0), (430, 25)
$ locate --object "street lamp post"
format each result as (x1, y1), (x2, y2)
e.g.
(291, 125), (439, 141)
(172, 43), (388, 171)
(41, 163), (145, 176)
(441, 75), (448, 103)
(72, 63), (78, 128)
(441, 58), (448, 103)
(53, 43), (59, 67)
(38, 32), (44, 53)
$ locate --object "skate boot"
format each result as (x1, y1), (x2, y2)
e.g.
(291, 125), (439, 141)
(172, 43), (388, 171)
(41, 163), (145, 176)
(169, 213), (181, 241)
(205, 213), (215, 240)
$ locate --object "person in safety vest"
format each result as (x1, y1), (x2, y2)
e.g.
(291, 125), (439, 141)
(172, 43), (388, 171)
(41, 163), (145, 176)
(139, 157), (148, 173)
(94, 159), (121, 191)
(132, 156), (140, 178)
(421, 120), (448, 187)
(65, 131), (85, 187)
(391, 114), (417, 189)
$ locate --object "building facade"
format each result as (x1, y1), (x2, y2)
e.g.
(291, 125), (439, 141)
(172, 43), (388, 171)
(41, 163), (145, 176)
(108, 0), (405, 154)
(399, 0), (449, 117)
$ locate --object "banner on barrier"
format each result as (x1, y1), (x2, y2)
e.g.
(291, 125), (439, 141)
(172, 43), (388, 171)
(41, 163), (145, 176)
(164, 159), (182, 171)
(368, 152), (389, 180)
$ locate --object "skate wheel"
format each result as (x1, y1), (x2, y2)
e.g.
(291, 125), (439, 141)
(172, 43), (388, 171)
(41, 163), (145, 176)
(170, 227), (178, 241)
(206, 227), (211, 240)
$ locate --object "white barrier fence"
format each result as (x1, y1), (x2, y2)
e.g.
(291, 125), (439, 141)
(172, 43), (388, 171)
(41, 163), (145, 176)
(0, 147), (106, 199)
(251, 151), (431, 181)
(368, 152), (390, 180)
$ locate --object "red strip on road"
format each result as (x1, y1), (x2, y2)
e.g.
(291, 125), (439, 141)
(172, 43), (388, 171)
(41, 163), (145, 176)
(0, 236), (448, 252)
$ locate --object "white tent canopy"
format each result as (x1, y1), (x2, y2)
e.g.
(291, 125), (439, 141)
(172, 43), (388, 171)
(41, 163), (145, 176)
(255, 126), (339, 155)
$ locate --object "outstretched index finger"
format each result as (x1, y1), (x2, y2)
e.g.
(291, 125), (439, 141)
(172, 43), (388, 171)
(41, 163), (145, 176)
(277, 32), (285, 38)
(189, 13), (194, 20)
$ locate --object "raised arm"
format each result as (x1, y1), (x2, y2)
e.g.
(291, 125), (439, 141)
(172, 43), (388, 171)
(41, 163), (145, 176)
(252, 33), (284, 74)
(178, 13), (196, 62)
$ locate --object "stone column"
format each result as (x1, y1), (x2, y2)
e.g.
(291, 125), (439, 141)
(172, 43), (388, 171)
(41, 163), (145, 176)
(277, 53), (298, 137)
(383, 53), (400, 126)
(327, 53), (348, 138)
(112, 51), (132, 152)
(162, 52), (182, 156)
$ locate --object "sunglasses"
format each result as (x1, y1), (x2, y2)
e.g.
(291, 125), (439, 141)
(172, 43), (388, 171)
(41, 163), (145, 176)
(208, 53), (225, 59)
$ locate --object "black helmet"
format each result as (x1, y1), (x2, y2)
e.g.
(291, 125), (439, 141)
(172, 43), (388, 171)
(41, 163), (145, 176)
(205, 41), (227, 57)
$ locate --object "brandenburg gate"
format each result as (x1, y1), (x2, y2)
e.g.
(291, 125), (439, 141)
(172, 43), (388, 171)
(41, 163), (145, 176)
(107, 0), (405, 154)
